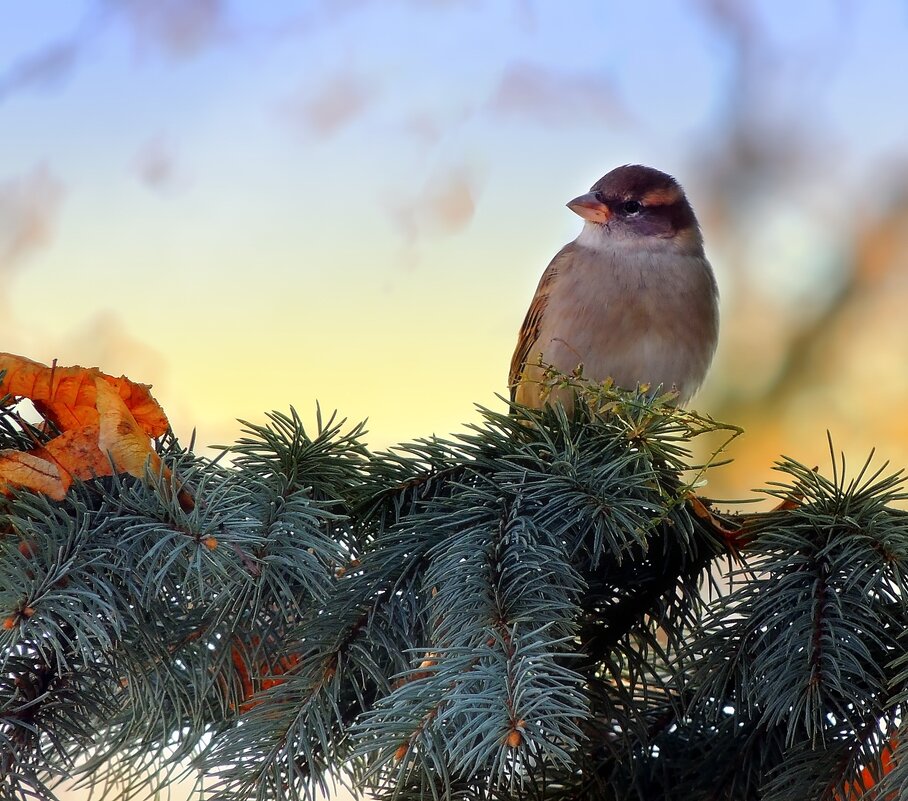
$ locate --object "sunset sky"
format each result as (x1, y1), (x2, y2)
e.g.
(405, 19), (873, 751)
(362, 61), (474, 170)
(3, 0), (908, 469)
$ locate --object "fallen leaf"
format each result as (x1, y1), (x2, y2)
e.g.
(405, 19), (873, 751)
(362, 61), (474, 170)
(0, 352), (191, 508)
(0, 353), (168, 436)
(95, 377), (165, 478)
(31, 425), (108, 488)
(230, 635), (302, 712)
(0, 451), (66, 500)
(836, 735), (898, 800)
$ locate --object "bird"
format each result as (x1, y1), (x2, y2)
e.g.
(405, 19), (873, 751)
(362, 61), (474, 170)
(509, 164), (719, 412)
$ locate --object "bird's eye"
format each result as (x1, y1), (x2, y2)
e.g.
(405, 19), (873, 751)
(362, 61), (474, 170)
(622, 200), (643, 215)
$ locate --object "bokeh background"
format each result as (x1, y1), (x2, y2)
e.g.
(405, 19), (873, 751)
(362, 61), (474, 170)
(2, 2), (908, 796)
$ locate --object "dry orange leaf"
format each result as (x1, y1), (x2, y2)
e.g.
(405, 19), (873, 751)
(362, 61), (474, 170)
(230, 635), (303, 712)
(94, 377), (166, 478)
(837, 735), (899, 801)
(0, 353), (168, 436)
(0, 352), (191, 509)
(687, 492), (740, 537)
(0, 451), (66, 500)
(30, 426), (108, 490)
(102, 375), (169, 438)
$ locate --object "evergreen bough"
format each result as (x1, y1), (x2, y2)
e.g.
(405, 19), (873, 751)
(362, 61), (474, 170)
(2, 381), (907, 801)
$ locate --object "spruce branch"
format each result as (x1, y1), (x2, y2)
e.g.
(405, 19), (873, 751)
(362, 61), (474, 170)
(3, 382), (908, 800)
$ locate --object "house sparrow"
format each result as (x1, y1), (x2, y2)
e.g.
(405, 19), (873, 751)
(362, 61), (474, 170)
(509, 164), (718, 410)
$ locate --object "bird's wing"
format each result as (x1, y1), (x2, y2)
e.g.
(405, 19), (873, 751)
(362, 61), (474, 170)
(508, 242), (576, 401)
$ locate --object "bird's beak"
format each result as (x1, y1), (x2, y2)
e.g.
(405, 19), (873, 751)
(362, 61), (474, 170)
(567, 192), (612, 223)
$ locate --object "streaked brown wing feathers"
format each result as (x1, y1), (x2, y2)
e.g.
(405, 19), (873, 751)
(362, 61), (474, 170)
(508, 243), (575, 401)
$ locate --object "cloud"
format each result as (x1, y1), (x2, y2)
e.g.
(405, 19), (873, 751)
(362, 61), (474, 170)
(0, 5), (112, 104)
(0, 164), (66, 278)
(403, 112), (445, 146)
(0, 41), (82, 102)
(282, 72), (375, 137)
(388, 164), (482, 250)
(63, 310), (169, 382)
(133, 135), (182, 191)
(116, 0), (227, 58)
(422, 172), (477, 233)
(400, 105), (474, 146)
(488, 63), (627, 127)
(284, 0), (479, 33)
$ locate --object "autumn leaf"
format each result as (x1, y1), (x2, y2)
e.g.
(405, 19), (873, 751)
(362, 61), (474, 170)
(94, 377), (166, 478)
(0, 451), (66, 500)
(101, 374), (169, 437)
(836, 735), (899, 801)
(0, 353), (168, 436)
(0, 352), (191, 508)
(686, 491), (749, 554)
(30, 425), (108, 489)
(230, 635), (302, 712)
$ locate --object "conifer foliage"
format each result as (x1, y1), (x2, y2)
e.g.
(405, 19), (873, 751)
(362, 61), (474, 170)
(2, 383), (907, 801)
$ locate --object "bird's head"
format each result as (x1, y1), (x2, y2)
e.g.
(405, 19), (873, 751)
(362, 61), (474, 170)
(567, 164), (702, 253)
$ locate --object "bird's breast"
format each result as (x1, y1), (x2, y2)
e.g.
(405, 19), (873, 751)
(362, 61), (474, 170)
(527, 244), (718, 403)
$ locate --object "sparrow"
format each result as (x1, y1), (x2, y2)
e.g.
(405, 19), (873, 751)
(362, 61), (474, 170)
(509, 164), (718, 411)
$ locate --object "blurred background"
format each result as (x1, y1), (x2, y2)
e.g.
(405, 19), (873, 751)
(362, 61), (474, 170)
(4, 1), (908, 505)
(2, 1), (908, 799)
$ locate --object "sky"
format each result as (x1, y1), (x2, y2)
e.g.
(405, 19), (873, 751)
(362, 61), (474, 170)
(5, 3), (908, 800)
(2, 1), (908, 459)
